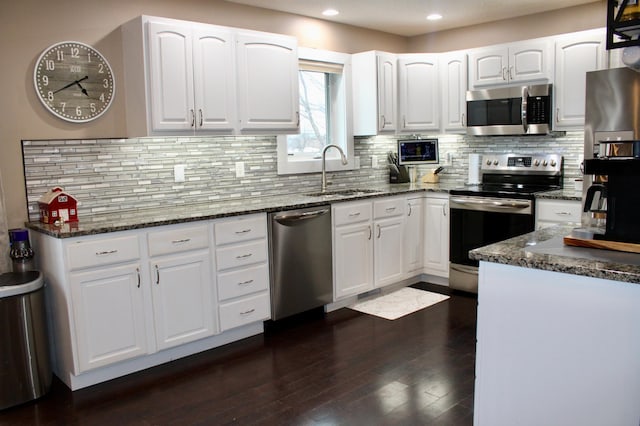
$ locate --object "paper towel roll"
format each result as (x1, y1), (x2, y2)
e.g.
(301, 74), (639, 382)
(468, 153), (481, 185)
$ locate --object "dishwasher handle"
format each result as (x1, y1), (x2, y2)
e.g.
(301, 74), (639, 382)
(273, 208), (330, 225)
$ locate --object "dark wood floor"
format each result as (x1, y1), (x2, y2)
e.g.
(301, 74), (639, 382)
(2, 283), (477, 425)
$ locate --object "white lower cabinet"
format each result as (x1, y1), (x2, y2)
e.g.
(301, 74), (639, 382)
(404, 196), (425, 274)
(333, 196), (405, 300)
(424, 194), (450, 278)
(70, 263), (148, 373)
(535, 198), (582, 229)
(214, 214), (271, 332)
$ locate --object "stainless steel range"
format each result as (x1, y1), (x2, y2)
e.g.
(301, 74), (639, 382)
(448, 153), (563, 293)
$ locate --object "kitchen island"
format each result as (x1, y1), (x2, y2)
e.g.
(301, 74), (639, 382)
(470, 225), (640, 426)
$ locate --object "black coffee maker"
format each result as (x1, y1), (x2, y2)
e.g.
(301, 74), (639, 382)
(584, 158), (640, 243)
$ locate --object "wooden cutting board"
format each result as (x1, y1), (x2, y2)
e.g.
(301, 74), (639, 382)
(563, 235), (640, 254)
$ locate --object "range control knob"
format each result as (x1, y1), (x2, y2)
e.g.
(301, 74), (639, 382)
(542, 160), (548, 167)
(550, 159), (557, 167)
(493, 160), (499, 166)
(534, 159), (541, 166)
(486, 159), (492, 166)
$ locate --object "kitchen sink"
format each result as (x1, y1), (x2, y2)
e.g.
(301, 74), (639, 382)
(305, 188), (384, 197)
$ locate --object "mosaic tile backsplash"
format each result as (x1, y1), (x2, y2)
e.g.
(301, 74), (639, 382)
(23, 132), (584, 222)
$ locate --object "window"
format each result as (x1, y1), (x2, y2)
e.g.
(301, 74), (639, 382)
(277, 48), (353, 175)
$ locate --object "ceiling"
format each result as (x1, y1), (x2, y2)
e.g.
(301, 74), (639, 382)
(224, 0), (599, 37)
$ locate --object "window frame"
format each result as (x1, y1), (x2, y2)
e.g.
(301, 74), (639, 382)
(277, 48), (354, 175)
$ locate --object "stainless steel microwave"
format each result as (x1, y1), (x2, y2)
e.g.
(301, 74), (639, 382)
(466, 84), (552, 136)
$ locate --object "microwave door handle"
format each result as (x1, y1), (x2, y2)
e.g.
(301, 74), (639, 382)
(521, 86), (528, 133)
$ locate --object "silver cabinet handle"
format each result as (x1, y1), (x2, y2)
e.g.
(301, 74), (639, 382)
(376, 224), (381, 238)
(443, 202), (448, 217)
(555, 211), (573, 216)
(136, 268), (141, 288)
(348, 212), (361, 218)
(556, 108), (560, 123)
(190, 109), (195, 127)
(385, 207), (396, 212)
(199, 109), (203, 127)
(171, 238), (191, 244)
(368, 225), (372, 240)
(240, 308), (255, 315)
(509, 66), (514, 80)
(407, 204), (412, 217)
(380, 115), (386, 129)
(461, 113), (466, 127)
(238, 279), (254, 286)
(234, 229), (251, 234)
(502, 67), (508, 80)
(236, 253), (252, 260)
(155, 265), (160, 285)
(96, 249), (118, 256)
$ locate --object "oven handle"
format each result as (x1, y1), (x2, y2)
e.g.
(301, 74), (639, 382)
(450, 197), (531, 212)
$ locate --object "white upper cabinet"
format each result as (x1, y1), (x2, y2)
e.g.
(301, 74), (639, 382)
(236, 31), (299, 132)
(352, 51), (398, 135)
(121, 16), (298, 136)
(469, 39), (552, 88)
(397, 54), (439, 132)
(439, 52), (468, 132)
(553, 29), (607, 130)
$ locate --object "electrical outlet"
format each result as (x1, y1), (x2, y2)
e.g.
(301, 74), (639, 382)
(235, 161), (245, 178)
(371, 155), (377, 167)
(174, 165), (185, 183)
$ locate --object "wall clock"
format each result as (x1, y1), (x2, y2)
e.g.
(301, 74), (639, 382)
(33, 41), (115, 123)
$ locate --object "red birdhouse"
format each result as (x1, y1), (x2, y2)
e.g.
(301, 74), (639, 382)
(38, 187), (78, 224)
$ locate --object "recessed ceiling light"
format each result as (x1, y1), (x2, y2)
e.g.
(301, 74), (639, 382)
(426, 13), (442, 21)
(323, 8), (339, 17)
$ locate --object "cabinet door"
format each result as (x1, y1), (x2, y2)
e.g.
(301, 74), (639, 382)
(376, 52), (398, 132)
(554, 30), (607, 130)
(508, 39), (552, 84)
(404, 197), (424, 274)
(440, 52), (468, 132)
(424, 196), (450, 277)
(374, 217), (404, 287)
(192, 25), (237, 131)
(469, 47), (509, 88)
(70, 263), (147, 373)
(334, 222), (373, 299)
(150, 251), (215, 350)
(147, 21), (195, 131)
(236, 32), (299, 131)
(397, 54), (439, 132)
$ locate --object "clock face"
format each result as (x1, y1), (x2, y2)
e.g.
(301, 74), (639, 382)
(33, 41), (115, 123)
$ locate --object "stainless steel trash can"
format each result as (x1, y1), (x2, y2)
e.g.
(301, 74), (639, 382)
(0, 271), (52, 410)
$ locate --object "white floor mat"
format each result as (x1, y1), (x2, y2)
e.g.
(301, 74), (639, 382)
(349, 287), (450, 320)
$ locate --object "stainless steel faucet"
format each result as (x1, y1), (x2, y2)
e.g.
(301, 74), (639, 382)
(321, 144), (348, 192)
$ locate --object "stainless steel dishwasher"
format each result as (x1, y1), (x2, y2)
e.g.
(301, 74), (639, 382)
(268, 205), (333, 320)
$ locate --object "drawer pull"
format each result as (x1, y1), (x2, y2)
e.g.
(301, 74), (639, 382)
(236, 253), (253, 260)
(171, 238), (191, 244)
(234, 229), (252, 234)
(96, 249), (118, 256)
(238, 279), (254, 286)
(348, 212), (361, 217)
(240, 308), (255, 315)
(155, 265), (160, 285)
(136, 268), (141, 288)
(385, 207), (396, 212)
(555, 211), (573, 216)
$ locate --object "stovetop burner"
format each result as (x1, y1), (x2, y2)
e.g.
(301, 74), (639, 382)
(450, 153), (563, 199)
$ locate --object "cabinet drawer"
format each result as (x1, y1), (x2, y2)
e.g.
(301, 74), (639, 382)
(333, 202), (372, 226)
(216, 240), (268, 271)
(214, 214), (266, 245)
(537, 199), (582, 223)
(67, 235), (140, 270)
(217, 263), (269, 301)
(147, 224), (210, 257)
(374, 197), (405, 219)
(219, 292), (270, 331)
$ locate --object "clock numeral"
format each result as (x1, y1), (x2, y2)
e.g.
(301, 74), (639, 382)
(90, 103), (96, 113)
(45, 60), (55, 71)
(87, 52), (92, 63)
(70, 47), (80, 58)
(42, 75), (49, 86)
(99, 93), (105, 102)
(70, 65), (82, 73)
(56, 51), (64, 61)
(76, 106), (82, 116)
(47, 91), (54, 102)
(102, 79), (109, 89)
(60, 102), (66, 112)
(98, 63), (104, 74)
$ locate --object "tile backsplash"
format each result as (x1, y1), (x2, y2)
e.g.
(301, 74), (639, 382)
(23, 131), (584, 221)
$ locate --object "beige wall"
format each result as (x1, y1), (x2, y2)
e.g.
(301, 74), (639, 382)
(408, 1), (607, 52)
(1, 0), (607, 228)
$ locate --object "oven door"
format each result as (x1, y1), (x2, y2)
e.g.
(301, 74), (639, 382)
(449, 195), (534, 292)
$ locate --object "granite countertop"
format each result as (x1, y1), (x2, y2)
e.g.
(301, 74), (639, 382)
(27, 182), (458, 238)
(535, 188), (582, 201)
(470, 225), (640, 284)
